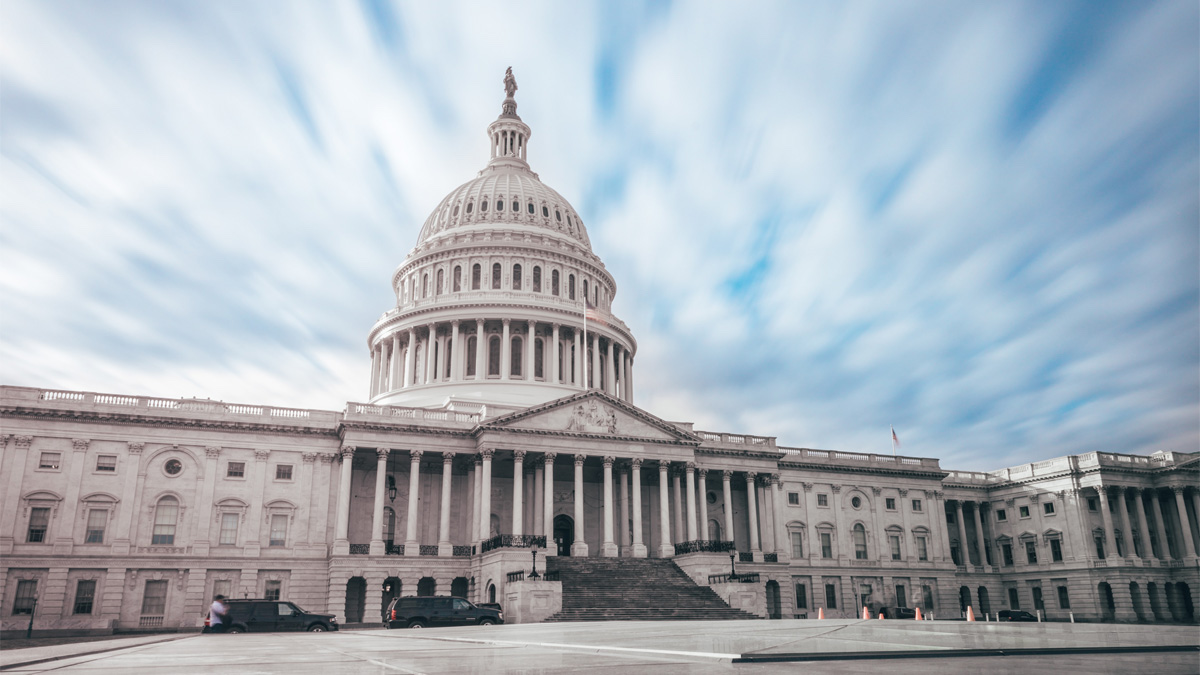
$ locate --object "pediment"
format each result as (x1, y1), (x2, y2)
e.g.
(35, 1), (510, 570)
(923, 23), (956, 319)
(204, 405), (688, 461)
(481, 391), (698, 444)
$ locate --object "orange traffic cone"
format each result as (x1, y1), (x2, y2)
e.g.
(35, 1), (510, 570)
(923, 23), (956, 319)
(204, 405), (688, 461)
(966, 605), (976, 622)
(817, 607), (825, 620)
(914, 607), (923, 621)
(878, 612), (885, 620)
(862, 606), (871, 620)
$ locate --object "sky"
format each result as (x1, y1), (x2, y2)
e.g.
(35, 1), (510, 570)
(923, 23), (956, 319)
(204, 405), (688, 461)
(1, 1), (1197, 471)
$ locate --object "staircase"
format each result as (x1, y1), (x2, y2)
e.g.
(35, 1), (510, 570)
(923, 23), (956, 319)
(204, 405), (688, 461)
(542, 557), (760, 622)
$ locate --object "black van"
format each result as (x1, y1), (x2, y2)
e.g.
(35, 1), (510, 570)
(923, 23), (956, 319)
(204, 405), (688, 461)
(385, 596), (503, 629)
(221, 599), (339, 633)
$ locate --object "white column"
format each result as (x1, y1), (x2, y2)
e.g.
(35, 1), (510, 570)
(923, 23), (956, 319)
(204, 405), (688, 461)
(1150, 490), (1170, 559)
(390, 333), (402, 391)
(1174, 487), (1196, 557)
(1098, 488), (1118, 559)
(657, 461), (674, 558)
(404, 329), (416, 386)
(685, 463), (698, 542)
(605, 340), (615, 394)
(746, 472), (761, 554)
(671, 468), (684, 544)
(512, 451), (526, 536)
(572, 454), (588, 556)
(759, 478), (775, 554)
(450, 321), (461, 381)
(421, 324), (434, 384)
(602, 456), (618, 556)
(631, 458), (646, 557)
(616, 346), (626, 400)
(551, 324), (561, 383)
(619, 465), (630, 554)
(591, 333), (600, 389)
(370, 448), (389, 555)
(471, 456), (482, 543)
(474, 320), (486, 380)
(526, 321), (536, 381)
(543, 453), (556, 550)
(972, 501), (988, 566)
(1117, 488), (1136, 558)
(438, 452), (455, 556)
(480, 449), (494, 541)
(722, 470), (735, 545)
(533, 459), (545, 541)
(1132, 488), (1152, 559)
(627, 354), (634, 402)
(573, 329), (582, 387)
(369, 346), (379, 396)
(334, 446), (354, 553)
(501, 319), (511, 380)
(954, 500), (970, 564)
(772, 474), (788, 559)
(404, 449), (422, 556)
(698, 469), (710, 541)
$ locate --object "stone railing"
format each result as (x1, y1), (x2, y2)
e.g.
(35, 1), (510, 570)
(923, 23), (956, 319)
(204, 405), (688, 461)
(708, 572), (760, 584)
(674, 540), (735, 554)
(945, 470), (1002, 485)
(136, 546), (189, 555)
(345, 402), (480, 425)
(8, 386), (339, 426)
(779, 446), (941, 470)
(696, 431), (777, 449)
(480, 534), (546, 553)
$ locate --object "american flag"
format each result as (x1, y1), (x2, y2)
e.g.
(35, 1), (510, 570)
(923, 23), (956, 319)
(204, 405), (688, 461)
(891, 426), (901, 449)
(585, 297), (606, 325)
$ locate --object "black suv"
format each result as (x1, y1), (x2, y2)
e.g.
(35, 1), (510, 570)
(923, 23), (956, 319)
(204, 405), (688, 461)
(222, 599), (338, 633)
(385, 596), (503, 629)
(997, 609), (1038, 622)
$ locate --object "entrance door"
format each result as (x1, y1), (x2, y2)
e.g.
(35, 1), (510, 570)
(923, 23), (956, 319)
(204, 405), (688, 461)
(554, 515), (574, 557)
(766, 581), (781, 619)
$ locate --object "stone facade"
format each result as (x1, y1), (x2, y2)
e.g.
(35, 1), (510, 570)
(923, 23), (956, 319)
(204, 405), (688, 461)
(2, 73), (1197, 634)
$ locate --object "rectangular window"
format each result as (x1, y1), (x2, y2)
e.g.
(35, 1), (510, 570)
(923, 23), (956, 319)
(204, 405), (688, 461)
(1025, 540), (1037, 564)
(916, 536), (928, 561)
(820, 532), (832, 558)
(85, 509), (107, 543)
(1032, 586), (1044, 611)
(264, 580), (281, 602)
(896, 584), (907, 608)
(73, 580), (96, 614)
(923, 585), (935, 611)
(213, 579), (231, 599)
(791, 532), (804, 558)
(787, 492), (800, 506)
(13, 580), (37, 615)
(141, 580), (167, 615)
(996, 509), (1007, 521)
(1043, 502), (1055, 515)
(911, 499), (922, 512)
(227, 462), (245, 478)
(1087, 497), (1098, 511)
(1095, 536), (1106, 559)
(794, 583), (807, 609)
(824, 583), (838, 609)
(269, 514), (288, 547)
(27, 507), (49, 543)
(1050, 539), (1063, 562)
(39, 452), (61, 470)
(885, 498), (896, 510)
(275, 465), (293, 481)
(890, 535), (902, 560)
(1056, 585), (1070, 609)
(817, 494), (828, 507)
(1008, 587), (1020, 609)
(1019, 505), (1030, 518)
(946, 511), (956, 524)
(96, 455), (117, 472)
(1002, 543), (1013, 566)
(218, 513), (239, 545)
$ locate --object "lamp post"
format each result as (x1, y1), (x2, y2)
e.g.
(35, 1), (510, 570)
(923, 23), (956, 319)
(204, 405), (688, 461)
(729, 551), (737, 580)
(529, 548), (540, 579)
(25, 594), (37, 639)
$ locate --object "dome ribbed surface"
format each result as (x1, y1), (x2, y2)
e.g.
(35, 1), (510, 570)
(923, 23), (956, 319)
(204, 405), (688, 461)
(415, 167), (591, 249)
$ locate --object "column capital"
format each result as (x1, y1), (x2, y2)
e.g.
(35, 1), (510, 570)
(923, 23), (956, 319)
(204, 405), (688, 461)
(658, 460), (671, 472)
(574, 453), (587, 467)
(630, 457), (643, 470)
(745, 471), (757, 481)
(480, 448), (494, 460)
(722, 469), (733, 480)
(603, 456), (615, 468)
(830, 483), (841, 493)
(771, 473), (782, 486)
(377, 448), (391, 460)
(871, 487), (882, 496)
(544, 451), (557, 464)
(502, 318), (511, 326)
(685, 462), (696, 472)
(206, 446), (222, 459)
(320, 453), (337, 463)
(513, 449), (527, 463)
(302, 452), (318, 463)
(473, 454), (483, 466)
(697, 468), (708, 479)
(340, 445), (355, 459)
(126, 440), (143, 454)
(72, 438), (90, 452)
(406, 448), (422, 461)
(932, 490), (944, 499)
(552, 322), (561, 329)
(803, 482), (815, 492)
(452, 318), (461, 328)
(1171, 486), (1187, 496)
(254, 449), (270, 461)
(898, 488), (908, 497)
(442, 451), (456, 464)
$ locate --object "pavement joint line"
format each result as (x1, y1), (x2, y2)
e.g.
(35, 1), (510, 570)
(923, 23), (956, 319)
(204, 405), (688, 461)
(361, 633), (741, 662)
(316, 643), (425, 674)
(732, 644), (1200, 663)
(0, 635), (197, 671)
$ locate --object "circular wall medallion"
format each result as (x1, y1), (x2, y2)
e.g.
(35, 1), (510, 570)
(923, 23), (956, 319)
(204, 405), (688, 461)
(164, 459), (183, 476)
(707, 491), (718, 505)
(851, 496), (862, 509)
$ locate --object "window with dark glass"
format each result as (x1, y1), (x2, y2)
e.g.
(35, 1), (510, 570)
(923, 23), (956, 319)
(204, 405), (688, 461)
(1019, 505), (1030, 518)
(13, 580), (37, 615)
(788, 492), (800, 506)
(492, 263), (501, 289)
(896, 584), (907, 608)
(1043, 502), (1055, 515)
(39, 452), (61, 470)
(1032, 586), (1044, 611)
(275, 465), (293, 481)
(885, 498), (896, 510)
(527, 202), (535, 214)
(821, 532), (832, 558)
(1025, 540), (1037, 564)
(853, 524), (867, 560)
(227, 462), (245, 478)
(542, 205), (549, 217)
(466, 336), (477, 377)
(1050, 539), (1062, 562)
(533, 266), (541, 292)
(512, 264), (522, 290)
(488, 336), (501, 376)
(890, 535), (901, 560)
(73, 579), (96, 614)
(568, 274), (575, 300)
(141, 580), (168, 615)
(96, 455), (117, 472)
(85, 509), (107, 543)
(152, 497), (178, 545)
(911, 499), (922, 512)
(453, 266), (461, 292)
(817, 494), (828, 507)
(1088, 498), (1097, 511)
(791, 532), (803, 558)
(996, 509), (1007, 521)
(264, 581), (281, 602)
(510, 337), (523, 377)
(436, 269), (444, 295)
(219, 513), (238, 545)
(1056, 585), (1070, 609)
(551, 270), (560, 296)
(824, 583), (837, 609)
(917, 536), (928, 561)
(1007, 587), (1020, 609)
(496, 199), (503, 211)
(27, 507), (49, 543)
(472, 264), (481, 290)
(794, 583), (807, 609)
(534, 338), (544, 378)
(480, 199), (488, 212)
(1095, 535), (1106, 558)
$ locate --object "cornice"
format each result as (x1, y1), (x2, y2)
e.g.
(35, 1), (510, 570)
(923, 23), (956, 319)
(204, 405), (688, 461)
(696, 447), (788, 462)
(778, 459), (948, 481)
(0, 406), (341, 438)
(338, 420), (476, 439)
(472, 425), (696, 447)
(369, 301), (636, 348)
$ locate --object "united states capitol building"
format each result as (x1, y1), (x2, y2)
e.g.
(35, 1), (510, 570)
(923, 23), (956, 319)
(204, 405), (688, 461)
(2, 74), (1197, 634)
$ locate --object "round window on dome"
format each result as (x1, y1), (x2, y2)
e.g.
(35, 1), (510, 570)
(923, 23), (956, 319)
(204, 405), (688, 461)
(496, 200), (503, 212)
(542, 206), (549, 218)
(164, 459), (183, 476)
(527, 203), (535, 215)
(466, 202), (473, 214)
(851, 496), (862, 508)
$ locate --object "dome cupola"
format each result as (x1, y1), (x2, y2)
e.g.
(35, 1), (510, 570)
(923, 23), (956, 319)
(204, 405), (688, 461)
(364, 70), (636, 413)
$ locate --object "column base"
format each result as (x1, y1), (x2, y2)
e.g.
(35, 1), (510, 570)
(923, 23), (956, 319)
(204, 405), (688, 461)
(751, 550), (763, 562)
(601, 542), (619, 557)
(438, 542), (454, 557)
(631, 543), (648, 558)
(571, 542), (589, 557)
(657, 544), (676, 558)
(333, 539), (349, 555)
(369, 540), (385, 556)
(404, 539), (420, 556)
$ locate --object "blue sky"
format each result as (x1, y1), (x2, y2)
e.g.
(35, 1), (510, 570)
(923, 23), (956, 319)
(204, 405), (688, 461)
(1, 1), (1196, 471)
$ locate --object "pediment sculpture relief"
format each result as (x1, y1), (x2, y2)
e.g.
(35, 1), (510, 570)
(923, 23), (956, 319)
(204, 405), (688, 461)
(566, 400), (617, 434)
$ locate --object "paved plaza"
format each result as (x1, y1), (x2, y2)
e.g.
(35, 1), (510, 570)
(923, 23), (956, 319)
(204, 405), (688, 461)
(3, 620), (1198, 674)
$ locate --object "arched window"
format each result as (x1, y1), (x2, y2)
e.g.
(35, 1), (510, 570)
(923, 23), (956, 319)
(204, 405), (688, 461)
(527, 202), (535, 215)
(496, 199), (503, 212)
(583, 279), (589, 301)
(443, 338), (452, 379)
(542, 205), (549, 218)
(472, 264), (481, 290)
(551, 270), (560, 296)
(534, 338), (544, 379)
(480, 198), (488, 213)
(152, 496), (179, 545)
(436, 269), (444, 295)
(512, 200), (519, 213)
(384, 507), (395, 544)
(511, 337), (523, 377)
(466, 336), (477, 377)
(569, 274), (576, 300)
(532, 266), (541, 293)
(413, 343), (423, 385)
(492, 263), (501, 290)
(453, 266), (461, 292)
(422, 273), (429, 298)
(488, 336), (501, 376)
(594, 287), (599, 305)
(466, 201), (473, 214)
(853, 523), (868, 560)
(512, 264), (522, 290)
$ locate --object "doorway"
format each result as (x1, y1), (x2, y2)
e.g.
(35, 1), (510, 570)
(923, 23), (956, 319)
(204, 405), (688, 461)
(766, 580), (781, 619)
(345, 577), (366, 623)
(554, 514), (574, 557)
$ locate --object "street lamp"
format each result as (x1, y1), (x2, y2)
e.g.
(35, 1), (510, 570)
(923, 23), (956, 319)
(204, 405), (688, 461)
(25, 594), (38, 639)
(729, 551), (737, 580)
(387, 474), (397, 502)
(529, 547), (540, 579)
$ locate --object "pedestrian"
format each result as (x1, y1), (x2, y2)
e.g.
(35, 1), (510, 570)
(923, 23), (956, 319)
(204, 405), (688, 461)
(209, 594), (229, 633)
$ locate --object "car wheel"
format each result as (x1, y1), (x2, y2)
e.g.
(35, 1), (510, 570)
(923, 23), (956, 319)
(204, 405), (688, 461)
(308, 624), (326, 632)
(408, 621), (425, 629)
(227, 626), (244, 634)
(478, 618), (495, 626)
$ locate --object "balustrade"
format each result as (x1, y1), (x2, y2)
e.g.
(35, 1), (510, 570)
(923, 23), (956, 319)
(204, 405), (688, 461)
(480, 534), (546, 553)
(674, 540), (734, 554)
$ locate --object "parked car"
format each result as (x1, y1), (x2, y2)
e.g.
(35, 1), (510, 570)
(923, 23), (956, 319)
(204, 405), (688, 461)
(385, 596), (503, 629)
(879, 606), (916, 619)
(217, 599), (338, 633)
(997, 609), (1038, 622)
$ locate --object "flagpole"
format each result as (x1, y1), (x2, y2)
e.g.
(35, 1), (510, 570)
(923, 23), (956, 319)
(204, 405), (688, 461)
(582, 299), (588, 389)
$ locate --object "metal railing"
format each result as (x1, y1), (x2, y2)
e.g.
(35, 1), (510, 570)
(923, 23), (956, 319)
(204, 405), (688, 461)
(739, 551), (754, 563)
(506, 569), (560, 582)
(674, 540), (735, 554)
(349, 544), (370, 555)
(763, 553), (779, 563)
(480, 534), (547, 553)
(419, 545), (439, 556)
(453, 545), (474, 557)
(385, 544), (405, 555)
(708, 573), (760, 584)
